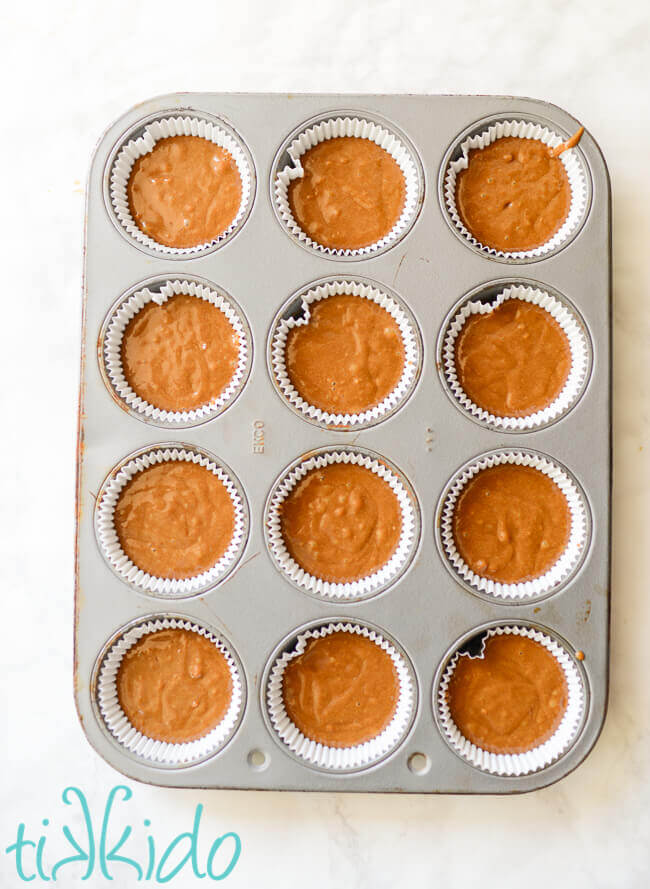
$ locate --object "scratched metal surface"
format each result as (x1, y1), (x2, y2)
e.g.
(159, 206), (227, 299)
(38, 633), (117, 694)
(75, 92), (611, 792)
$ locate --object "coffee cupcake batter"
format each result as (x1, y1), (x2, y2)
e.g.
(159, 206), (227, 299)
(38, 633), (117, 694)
(455, 137), (571, 251)
(121, 294), (240, 413)
(114, 462), (235, 579)
(455, 299), (571, 417)
(453, 464), (570, 584)
(288, 137), (406, 250)
(447, 634), (568, 754)
(285, 294), (405, 415)
(117, 628), (232, 743)
(280, 462), (402, 583)
(282, 631), (399, 747)
(127, 135), (241, 248)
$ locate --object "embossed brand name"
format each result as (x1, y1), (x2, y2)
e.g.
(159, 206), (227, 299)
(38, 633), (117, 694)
(252, 420), (265, 454)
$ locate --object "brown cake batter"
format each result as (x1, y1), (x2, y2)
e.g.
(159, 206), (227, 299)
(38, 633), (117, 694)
(121, 294), (240, 412)
(127, 136), (242, 248)
(282, 631), (399, 747)
(447, 634), (568, 754)
(453, 464), (571, 584)
(549, 126), (584, 158)
(280, 462), (402, 583)
(286, 294), (405, 414)
(117, 628), (232, 743)
(114, 461), (235, 579)
(454, 299), (571, 417)
(288, 137), (406, 250)
(455, 137), (571, 251)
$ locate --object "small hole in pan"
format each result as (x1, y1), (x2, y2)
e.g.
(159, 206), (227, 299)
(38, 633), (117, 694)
(247, 749), (270, 771)
(407, 752), (430, 775)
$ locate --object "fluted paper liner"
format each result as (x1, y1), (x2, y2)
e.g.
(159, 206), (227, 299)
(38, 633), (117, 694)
(103, 279), (250, 426)
(96, 446), (247, 596)
(270, 280), (421, 427)
(274, 117), (421, 257)
(97, 617), (244, 766)
(266, 622), (415, 770)
(439, 451), (588, 599)
(266, 450), (418, 599)
(437, 625), (585, 776)
(443, 119), (588, 260)
(441, 285), (590, 430)
(110, 115), (253, 255)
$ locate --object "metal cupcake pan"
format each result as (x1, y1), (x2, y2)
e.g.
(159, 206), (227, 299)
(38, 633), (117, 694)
(76, 92), (610, 793)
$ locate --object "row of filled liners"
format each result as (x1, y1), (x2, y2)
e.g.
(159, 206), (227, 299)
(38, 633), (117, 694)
(95, 615), (586, 777)
(101, 277), (591, 433)
(95, 444), (589, 604)
(107, 111), (588, 261)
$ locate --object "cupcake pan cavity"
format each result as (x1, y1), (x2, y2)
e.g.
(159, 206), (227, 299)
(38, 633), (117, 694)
(77, 93), (610, 793)
(268, 277), (423, 430)
(105, 110), (256, 257)
(265, 447), (420, 601)
(94, 615), (246, 768)
(271, 110), (425, 260)
(436, 449), (591, 602)
(438, 281), (592, 432)
(94, 444), (249, 597)
(440, 114), (591, 263)
(100, 275), (253, 428)
(435, 623), (587, 776)
(264, 620), (417, 771)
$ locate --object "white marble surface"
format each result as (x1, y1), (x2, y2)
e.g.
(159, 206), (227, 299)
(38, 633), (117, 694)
(1, 0), (649, 885)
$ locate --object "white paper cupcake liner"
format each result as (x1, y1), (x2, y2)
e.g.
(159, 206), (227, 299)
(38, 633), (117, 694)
(442, 284), (590, 430)
(95, 446), (247, 596)
(439, 451), (588, 599)
(273, 116), (421, 257)
(266, 450), (418, 599)
(266, 622), (415, 770)
(437, 625), (585, 776)
(102, 279), (251, 426)
(97, 616), (244, 766)
(109, 115), (253, 255)
(443, 119), (588, 260)
(270, 279), (421, 428)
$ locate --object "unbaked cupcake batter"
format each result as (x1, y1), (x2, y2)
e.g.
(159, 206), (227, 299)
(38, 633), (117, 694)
(282, 631), (399, 747)
(121, 294), (240, 412)
(454, 299), (571, 417)
(447, 633), (568, 754)
(117, 628), (232, 743)
(114, 461), (235, 579)
(127, 135), (242, 248)
(455, 137), (571, 251)
(285, 294), (405, 415)
(452, 464), (571, 584)
(280, 462), (402, 583)
(288, 137), (406, 250)
(549, 126), (585, 158)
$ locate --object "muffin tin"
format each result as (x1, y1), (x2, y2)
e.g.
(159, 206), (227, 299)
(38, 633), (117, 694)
(75, 92), (610, 793)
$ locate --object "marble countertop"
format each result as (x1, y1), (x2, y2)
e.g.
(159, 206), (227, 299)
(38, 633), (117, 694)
(1, 0), (648, 885)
